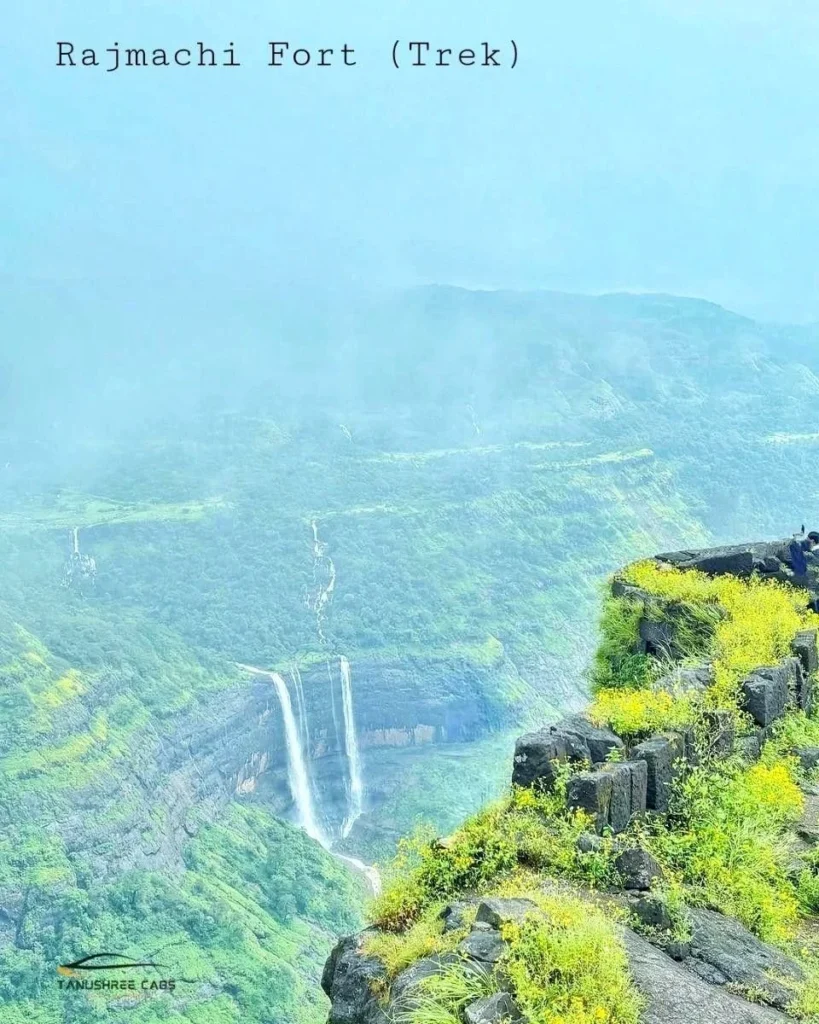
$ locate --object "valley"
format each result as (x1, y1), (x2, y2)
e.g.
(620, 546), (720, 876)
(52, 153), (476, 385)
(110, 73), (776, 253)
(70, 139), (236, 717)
(2, 287), (819, 1022)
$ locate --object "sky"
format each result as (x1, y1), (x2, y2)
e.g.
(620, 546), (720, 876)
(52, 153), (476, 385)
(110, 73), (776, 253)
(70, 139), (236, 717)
(3, 0), (819, 321)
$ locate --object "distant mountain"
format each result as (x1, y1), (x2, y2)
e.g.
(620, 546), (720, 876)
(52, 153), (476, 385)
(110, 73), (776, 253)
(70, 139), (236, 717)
(1, 287), (818, 1022)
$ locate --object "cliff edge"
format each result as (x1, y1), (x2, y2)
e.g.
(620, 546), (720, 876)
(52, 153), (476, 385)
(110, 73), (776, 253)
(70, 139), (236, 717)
(322, 540), (819, 1024)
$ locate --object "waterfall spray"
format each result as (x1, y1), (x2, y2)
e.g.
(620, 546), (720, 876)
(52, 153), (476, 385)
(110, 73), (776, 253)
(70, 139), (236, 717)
(339, 656), (364, 837)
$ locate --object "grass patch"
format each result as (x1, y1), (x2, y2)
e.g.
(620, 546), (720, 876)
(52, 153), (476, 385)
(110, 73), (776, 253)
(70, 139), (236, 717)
(363, 902), (475, 978)
(500, 892), (642, 1024)
(620, 561), (815, 716)
(643, 757), (804, 943)
(588, 688), (695, 739)
(396, 961), (496, 1024)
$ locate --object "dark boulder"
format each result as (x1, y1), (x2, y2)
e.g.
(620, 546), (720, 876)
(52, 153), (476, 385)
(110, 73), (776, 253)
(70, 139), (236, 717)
(464, 992), (523, 1024)
(475, 897), (542, 929)
(655, 545), (757, 577)
(554, 714), (625, 764)
(512, 716), (624, 790)
(511, 729), (567, 789)
(322, 932), (390, 1024)
(683, 907), (804, 1010)
(611, 580), (655, 603)
(566, 770), (612, 833)
(782, 656), (810, 713)
(741, 667), (790, 728)
(628, 757), (649, 816)
(639, 616), (680, 658)
(458, 930), (506, 964)
(623, 929), (789, 1023)
(735, 733), (762, 763)
(630, 735), (684, 812)
(798, 747), (819, 773)
(797, 792), (819, 844)
(793, 628), (819, 677)
(631, 895), (673, 932)
(615, 848), (663, 890)
(439, 899), (480, 933)
(600, 762), (633, 833)
(655, 663), (714, 696)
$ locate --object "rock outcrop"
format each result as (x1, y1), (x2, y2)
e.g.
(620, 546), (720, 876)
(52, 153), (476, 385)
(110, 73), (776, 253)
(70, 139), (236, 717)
(322, 541), (819, 1023)
(623, 930), (789, 1024)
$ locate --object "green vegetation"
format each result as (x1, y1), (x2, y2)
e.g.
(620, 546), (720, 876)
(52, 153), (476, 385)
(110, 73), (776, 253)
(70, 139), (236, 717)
(363, 903), (476, 979)
(0, 608), (363, 1023)
(396, 961), (495, 1024)
(499, 892), (642, 1024)
(366, 562), (819, 1021)
(0, 803), (363, 1024)
(6, 294), (819, 1022)
(588, 562), (816, 737)
(0, 493), (226, 532)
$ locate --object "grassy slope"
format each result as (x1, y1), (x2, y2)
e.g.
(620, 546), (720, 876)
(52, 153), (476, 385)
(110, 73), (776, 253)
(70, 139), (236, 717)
(0, 603), (363, 1024)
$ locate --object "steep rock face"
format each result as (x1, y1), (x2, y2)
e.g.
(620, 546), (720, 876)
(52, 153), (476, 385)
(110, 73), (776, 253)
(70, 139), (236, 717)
(299, 654), (516, 760)
(623, 931), (789, 1024)
(682, 908), (804, 1010)
(321, 931), (389, 1024)
(1, 672), (284, 886)
(249, 652), (529, 837)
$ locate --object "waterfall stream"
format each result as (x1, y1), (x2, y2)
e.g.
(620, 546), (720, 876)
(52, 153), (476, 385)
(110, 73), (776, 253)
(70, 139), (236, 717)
(268, 671), (328, 847)
(339, 656), (364, 838)
(237, 661), (379, 893)
(237, 664), (328, 847)
(310, 519), (336, 644)
(269, 670), (329, 847)
(291, 666), (311, 755)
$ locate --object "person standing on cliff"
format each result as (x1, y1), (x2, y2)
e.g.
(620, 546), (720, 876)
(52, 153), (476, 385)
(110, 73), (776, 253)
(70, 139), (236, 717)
(788, 531), (819, 612)
(789, 531), (819, 576)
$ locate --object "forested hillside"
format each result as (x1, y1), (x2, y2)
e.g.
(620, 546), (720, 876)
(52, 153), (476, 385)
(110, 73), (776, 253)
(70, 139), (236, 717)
(1, 287), (818, 1021)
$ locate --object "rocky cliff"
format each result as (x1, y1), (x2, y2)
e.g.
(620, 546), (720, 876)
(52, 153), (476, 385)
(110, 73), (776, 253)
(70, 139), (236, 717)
(322, 540), (819, 1024)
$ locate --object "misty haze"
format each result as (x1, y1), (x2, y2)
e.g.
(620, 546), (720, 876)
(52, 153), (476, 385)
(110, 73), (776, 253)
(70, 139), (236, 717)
(4, 2), (819, 1023)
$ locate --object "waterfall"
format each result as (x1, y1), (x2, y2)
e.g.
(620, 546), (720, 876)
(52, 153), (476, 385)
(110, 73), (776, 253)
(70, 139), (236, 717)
(326, 659), (342, 756)
(291, 666), (311, 755)
(236, 661), (378, 890)
(72, 527), (79, 555)
(310, 519), (336, 644)
(268, 671), (328, 848)
(339, 656), (364, 837)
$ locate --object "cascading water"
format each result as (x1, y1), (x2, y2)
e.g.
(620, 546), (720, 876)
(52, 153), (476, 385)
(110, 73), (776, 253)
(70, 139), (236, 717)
(339, 656), (364, 837)
(72, 527), (80, 555)
(291, 665), (311, 755)
(311, 519), (336, 644)
(239, 666), (327, 847)
(236, 660), (380, 893)
(326, 659), (342, 755)
(270, 670), (327, 846)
